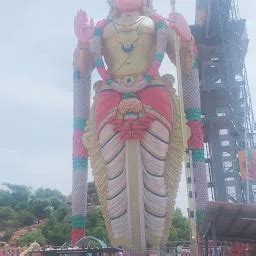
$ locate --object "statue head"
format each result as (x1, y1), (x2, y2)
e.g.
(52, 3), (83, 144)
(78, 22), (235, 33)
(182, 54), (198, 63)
(107, 0), (154, 19)
(113, 0), (144, 12)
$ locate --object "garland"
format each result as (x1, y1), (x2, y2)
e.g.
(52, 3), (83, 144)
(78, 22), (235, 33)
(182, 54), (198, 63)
(91, 14), (168, 87)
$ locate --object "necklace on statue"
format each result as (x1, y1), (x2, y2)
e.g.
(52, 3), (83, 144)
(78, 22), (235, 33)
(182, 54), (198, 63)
(112, 18), (144, 53)
(114, 16), (144, 28)
(118, 30), (140, 53)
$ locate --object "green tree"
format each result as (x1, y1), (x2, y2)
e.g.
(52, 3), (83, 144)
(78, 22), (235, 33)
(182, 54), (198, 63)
(169, 208), (190, 241)
(30, 200), (50, 222)
(32, 188), (67, 209)
(0, 184), (72, 246)
(0, 189), (12, 206)
(16, 210), (36, 227)
(2, 183), (31, 210)
(17, 230), (46, 247)
(87, 182), (99, 206)
(0, 206), (17, 229)
(0, 206), (16, 220)
(53, 206), (70, 222)
(42, 218), (71, 245)
(86, 207), (109, 243)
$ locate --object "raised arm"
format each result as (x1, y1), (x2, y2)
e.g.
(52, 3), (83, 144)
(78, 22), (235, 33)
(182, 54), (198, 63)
(166, 12), (209, 227)
(71, 10), (94, 246)
(73, 10), (94, 75)
(166, 12), (195, 76)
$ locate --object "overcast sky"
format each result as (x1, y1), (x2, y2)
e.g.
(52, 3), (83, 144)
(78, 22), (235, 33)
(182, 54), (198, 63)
(0, 0), (255, 214)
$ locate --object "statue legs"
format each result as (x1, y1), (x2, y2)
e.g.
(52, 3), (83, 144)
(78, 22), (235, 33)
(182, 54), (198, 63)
(85, 83), (184, 250)
(141, 120), (169, 248)
(98, 124), (129, 241)
(98, 120), (169, 249)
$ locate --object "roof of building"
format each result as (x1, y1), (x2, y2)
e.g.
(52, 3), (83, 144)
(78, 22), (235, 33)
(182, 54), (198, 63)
(201, 201), (256, 241)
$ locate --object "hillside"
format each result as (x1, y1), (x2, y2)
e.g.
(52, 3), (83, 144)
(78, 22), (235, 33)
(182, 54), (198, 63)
(0, 183), (189, 247)
(8, 220), (47, 247)
(0, 182), (108, 247)
(0, 184), (71, 246)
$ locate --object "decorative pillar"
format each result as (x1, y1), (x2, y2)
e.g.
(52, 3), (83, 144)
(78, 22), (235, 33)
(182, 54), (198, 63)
(183, 56), (209, 234)
(71, 68), (91, 246)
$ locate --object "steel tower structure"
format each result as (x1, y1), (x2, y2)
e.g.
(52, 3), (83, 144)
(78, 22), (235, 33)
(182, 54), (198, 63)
(192, 0), (256, 204)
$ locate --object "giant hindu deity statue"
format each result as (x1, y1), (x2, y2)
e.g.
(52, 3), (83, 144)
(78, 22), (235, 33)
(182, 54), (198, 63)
(71, 0), (208, 250)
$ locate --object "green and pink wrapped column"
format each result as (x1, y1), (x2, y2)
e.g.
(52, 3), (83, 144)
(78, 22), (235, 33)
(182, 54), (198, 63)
(183, 57), (209, 225)
(71, 69), (91, 246)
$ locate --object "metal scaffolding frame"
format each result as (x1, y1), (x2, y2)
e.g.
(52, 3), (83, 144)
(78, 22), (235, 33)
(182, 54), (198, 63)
(192, 0), (256, 204)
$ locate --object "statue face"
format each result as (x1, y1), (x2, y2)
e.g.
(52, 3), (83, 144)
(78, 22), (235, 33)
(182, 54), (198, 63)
(114, 0), (144, 12)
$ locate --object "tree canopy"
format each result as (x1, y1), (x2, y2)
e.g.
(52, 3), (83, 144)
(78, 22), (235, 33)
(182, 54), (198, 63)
(0, 184), (69, 246)
(0, 183), (190, 247)
(169, 208), (190, 241)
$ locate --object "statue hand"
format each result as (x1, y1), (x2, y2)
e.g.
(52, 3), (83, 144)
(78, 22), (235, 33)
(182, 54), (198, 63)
(74, 10), (94, 44)
(168, 12), (192, 42)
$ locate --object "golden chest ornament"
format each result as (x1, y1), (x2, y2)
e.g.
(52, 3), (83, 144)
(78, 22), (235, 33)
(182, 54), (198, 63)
(112, 17), (145, 53)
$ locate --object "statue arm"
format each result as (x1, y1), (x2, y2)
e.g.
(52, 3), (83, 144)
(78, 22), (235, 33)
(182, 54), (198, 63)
(71, 46), (94, 246)
(73, 10), (95, 77)
(73, 42), (95, 76)
(166, 13), (209, 216)
(71, 10), (95, 246)
(166, 28), (195, 76)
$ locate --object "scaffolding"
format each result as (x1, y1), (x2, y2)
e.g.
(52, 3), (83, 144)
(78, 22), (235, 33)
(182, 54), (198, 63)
(192, 0), (256, 204)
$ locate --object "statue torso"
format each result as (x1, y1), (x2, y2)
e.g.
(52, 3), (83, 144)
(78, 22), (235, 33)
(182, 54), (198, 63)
(103, 15), (155, 78)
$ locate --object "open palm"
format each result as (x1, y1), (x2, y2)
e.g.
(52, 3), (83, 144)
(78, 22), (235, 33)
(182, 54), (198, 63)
(74, 10), (94, 44)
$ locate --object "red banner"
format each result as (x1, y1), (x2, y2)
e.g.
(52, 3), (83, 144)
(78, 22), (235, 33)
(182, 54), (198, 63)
(239, 150), (256, 181)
